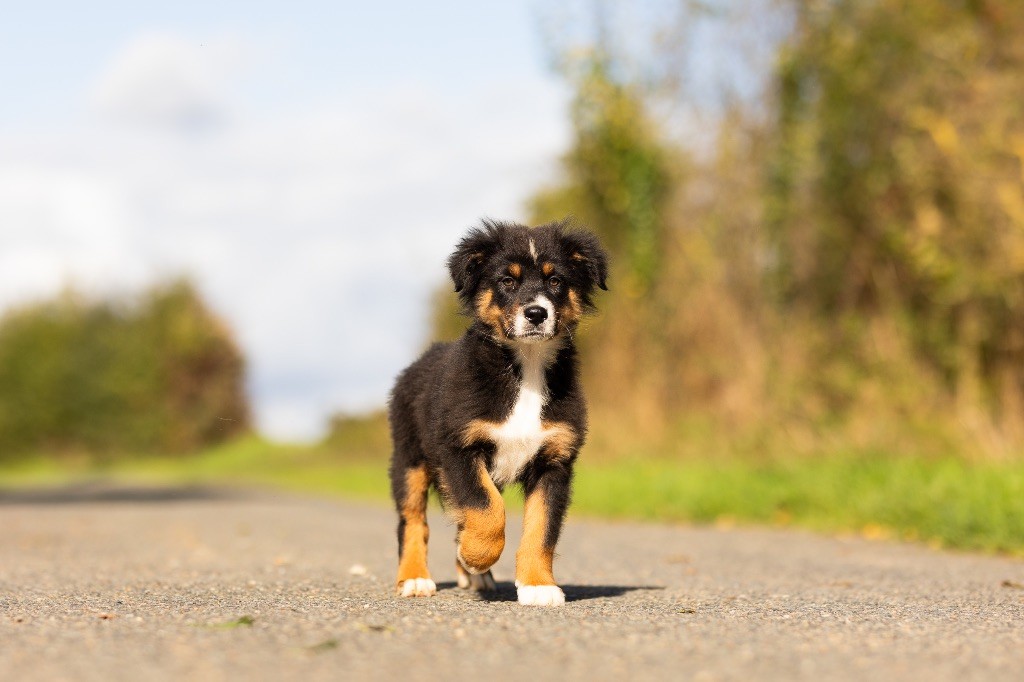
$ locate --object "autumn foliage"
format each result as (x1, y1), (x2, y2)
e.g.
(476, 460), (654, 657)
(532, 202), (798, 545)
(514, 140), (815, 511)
(514, 0), (1024, 459)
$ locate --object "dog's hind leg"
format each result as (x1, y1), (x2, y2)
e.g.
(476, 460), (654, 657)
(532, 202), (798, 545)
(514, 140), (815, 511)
(391, 459), (435, 597)
(455, 561), (497, 591)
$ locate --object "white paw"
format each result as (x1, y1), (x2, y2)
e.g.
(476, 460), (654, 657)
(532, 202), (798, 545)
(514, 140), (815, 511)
(516, 584), (565, 606)
(458, 570), (497, 591)
(399, 578), (436, 598)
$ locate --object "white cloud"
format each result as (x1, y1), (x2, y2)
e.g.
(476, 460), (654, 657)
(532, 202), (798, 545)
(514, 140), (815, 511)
(89, 32), (248, 131)
(0, 32), (570, 440)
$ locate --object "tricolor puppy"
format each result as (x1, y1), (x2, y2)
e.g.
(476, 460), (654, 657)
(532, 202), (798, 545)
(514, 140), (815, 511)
(388, 219), (608, 606)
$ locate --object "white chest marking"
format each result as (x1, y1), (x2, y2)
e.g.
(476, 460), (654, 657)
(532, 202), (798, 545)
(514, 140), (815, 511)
(488, 344), (555, 487)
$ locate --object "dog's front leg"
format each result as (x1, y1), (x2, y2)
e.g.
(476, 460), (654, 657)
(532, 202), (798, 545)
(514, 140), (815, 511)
(515, 460), (572, 606)
(445, 458), (506, 577)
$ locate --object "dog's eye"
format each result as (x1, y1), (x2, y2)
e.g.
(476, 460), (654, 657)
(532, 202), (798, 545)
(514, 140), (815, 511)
(500, 276), (517, 289)
(548, 276), (562, 289)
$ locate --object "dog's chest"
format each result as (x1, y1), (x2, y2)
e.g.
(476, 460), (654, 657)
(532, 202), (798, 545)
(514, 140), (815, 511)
(488, 347), (552, 487)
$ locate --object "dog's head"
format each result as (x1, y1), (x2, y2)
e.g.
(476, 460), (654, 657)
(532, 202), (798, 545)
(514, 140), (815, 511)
(447, 219), (608, 343)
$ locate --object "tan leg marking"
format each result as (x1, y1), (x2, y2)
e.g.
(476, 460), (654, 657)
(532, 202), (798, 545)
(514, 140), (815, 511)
(456, 460), (506, 574)
(515, 487), (556, 587)
(461, 418), (495, 447)
(540, 421), (577, 461)
(464, 418), (575, 461)
(395, 466), (433, 595)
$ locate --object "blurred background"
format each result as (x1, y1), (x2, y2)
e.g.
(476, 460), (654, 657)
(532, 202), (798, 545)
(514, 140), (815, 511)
(2, 1), (1023, 553)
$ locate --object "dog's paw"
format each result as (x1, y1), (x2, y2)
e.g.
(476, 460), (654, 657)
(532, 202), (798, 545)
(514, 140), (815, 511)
(457, 568), (497, 591)
(516, 584), (565, 606)
(398, 578), (436, 598)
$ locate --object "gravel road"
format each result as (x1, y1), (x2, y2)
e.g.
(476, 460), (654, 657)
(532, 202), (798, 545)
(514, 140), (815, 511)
(1, 483), (1022, 681)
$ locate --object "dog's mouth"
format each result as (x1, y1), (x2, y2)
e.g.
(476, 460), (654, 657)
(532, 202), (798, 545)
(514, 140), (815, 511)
(512, 327), (556, 342)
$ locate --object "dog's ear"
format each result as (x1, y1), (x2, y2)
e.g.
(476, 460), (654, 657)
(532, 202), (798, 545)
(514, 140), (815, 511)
(447, 225), (501, 300)
(561, 228), (609, 295)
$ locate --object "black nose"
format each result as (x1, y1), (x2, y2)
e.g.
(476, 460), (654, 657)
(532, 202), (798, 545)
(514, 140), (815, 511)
(523, 305), (548, 325)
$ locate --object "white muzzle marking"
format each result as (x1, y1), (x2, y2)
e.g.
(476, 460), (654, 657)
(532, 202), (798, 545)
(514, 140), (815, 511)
(513, 295), (555, 340)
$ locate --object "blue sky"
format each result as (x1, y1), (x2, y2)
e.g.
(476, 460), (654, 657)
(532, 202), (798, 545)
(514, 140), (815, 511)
(1, 1), (557, 124)
(0, 1), (573, 439)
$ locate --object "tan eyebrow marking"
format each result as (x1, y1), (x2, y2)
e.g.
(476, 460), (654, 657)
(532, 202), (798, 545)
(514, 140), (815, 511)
(542, 262), (554, 276)
(509, 263), (522, 278)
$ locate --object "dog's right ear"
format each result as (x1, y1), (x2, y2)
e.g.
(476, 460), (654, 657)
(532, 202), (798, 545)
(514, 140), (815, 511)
(446, 225), (501, 300)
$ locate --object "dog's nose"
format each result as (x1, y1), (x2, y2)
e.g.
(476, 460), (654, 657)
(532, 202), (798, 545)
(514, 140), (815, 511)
(523, 305), (548, 325)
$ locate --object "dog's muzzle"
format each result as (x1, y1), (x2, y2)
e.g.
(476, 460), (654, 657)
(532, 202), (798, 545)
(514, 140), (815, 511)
(514, 297), (556, 340)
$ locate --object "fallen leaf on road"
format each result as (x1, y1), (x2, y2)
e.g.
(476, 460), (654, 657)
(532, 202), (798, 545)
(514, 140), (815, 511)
(348, 564), (368, 576)
(98, 613), (117, 620)
(354, 623), (394, 634)
(1001, 579), (1023, 589)
(202, 615), (255, 630)
(307, 638), (339, 653)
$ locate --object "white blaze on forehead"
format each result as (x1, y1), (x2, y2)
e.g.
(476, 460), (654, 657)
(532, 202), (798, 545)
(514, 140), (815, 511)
(528, 238), (538, 263)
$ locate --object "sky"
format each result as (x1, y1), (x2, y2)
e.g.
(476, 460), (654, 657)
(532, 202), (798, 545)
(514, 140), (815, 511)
(0, 1), (574, 440)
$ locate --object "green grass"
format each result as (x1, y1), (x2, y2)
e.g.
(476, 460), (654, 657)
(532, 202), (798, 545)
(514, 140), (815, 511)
(574, 456), (1024, 555)
(3, 437), (1024, 556)
(0, 436), (390, 503)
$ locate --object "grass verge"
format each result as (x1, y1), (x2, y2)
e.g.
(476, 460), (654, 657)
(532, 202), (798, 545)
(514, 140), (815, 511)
(0, 437), (388, 503)
(573, 456), (1024, 556)
(2, 438), (1023, 556)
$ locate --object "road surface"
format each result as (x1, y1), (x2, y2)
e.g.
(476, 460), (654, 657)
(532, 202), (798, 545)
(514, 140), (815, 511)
(1, 483), (1022, 681)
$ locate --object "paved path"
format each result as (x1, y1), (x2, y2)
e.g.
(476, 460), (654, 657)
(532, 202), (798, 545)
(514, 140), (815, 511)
(1, 484), (1022, 681)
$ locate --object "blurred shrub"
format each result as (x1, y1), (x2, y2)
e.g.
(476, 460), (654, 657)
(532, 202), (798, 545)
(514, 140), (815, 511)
(322, 411), (391, 460)
(529, 49), (688, 435)
(532, 53), (672, 293)
(0, 280), (249, 460)
(428, 284), (467, 344)
(507, 1), (1024, 459)
(770, 0), (1024, 443)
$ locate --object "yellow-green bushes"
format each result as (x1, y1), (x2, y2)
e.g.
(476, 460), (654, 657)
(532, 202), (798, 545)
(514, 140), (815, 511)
(0, 280), (249, 460)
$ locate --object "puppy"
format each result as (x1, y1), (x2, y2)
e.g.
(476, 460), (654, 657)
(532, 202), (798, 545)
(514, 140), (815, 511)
(388, 219), (608, 606)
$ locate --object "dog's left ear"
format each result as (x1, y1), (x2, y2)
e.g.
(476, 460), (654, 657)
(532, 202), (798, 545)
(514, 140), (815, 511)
(561, 228), (609, 293)
(447, 225), (501, 300)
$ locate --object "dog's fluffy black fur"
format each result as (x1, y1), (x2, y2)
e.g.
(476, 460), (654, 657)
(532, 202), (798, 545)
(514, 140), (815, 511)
(387, 219), (608, 605)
